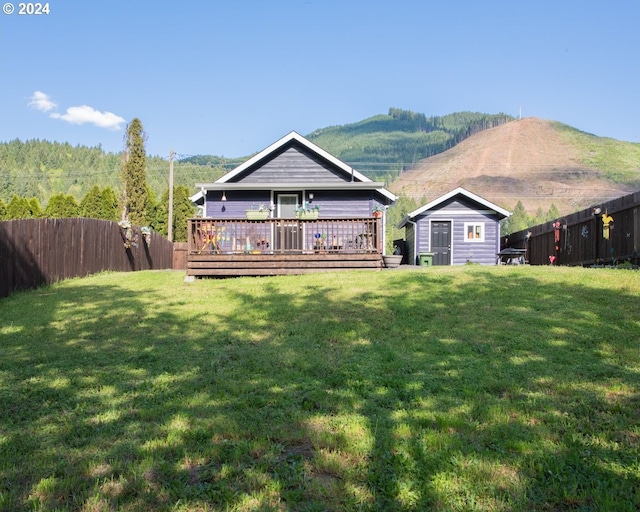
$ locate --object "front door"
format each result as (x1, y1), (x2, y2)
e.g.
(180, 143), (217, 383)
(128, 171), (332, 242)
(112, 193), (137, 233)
(430, 221), (451, 265)
(274, 192), (302, 252)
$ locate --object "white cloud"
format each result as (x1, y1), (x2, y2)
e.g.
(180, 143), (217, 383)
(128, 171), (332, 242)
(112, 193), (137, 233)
(50, 105), (125, 131)
(28, 91), (57, 112)
(28, 91), (126, 131)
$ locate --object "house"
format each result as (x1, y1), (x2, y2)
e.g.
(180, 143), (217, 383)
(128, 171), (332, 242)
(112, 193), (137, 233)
(397, 187), (511, 265)
(188, 131), (397, 276)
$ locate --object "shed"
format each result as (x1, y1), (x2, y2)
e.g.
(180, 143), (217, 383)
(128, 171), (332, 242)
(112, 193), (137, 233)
(397, 187), (511, 265)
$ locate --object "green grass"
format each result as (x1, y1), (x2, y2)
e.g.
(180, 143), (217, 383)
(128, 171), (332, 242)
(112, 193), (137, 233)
(1, 266), (639, 511)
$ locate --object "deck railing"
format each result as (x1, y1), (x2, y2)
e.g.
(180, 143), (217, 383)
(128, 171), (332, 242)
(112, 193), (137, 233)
(188, 217), (382, 255)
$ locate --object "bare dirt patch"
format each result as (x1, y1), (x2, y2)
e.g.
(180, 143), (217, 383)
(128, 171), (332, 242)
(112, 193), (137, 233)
(389, 117), (635, 214)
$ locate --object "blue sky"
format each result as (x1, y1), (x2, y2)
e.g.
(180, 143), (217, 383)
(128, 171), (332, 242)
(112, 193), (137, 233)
(1, 0), (638, 159)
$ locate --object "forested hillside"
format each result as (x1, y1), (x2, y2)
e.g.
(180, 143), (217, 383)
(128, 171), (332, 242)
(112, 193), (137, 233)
(179, 109), (514, 181)
(0, 139), (226, 205)
(306, 109), (513, 179)
(0, 109), (513, 206)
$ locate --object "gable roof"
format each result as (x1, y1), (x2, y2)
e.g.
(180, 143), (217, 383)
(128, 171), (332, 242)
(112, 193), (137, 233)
(217, 131), (374, 184)
(398, 187), (511, 227)
(193, 131), (397, 202)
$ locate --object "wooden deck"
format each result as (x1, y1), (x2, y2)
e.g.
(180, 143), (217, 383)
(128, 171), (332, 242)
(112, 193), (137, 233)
(187, 217), (384, 276)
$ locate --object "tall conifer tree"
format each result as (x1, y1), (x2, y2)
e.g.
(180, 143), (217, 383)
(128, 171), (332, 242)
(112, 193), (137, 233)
(121, 118), (148, 225)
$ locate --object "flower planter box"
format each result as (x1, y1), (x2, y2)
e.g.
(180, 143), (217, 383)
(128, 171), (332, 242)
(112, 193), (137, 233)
(296, 211), (319, 220)
(246, 210), (269, 220)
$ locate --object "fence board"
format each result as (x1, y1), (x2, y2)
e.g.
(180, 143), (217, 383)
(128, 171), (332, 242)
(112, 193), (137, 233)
(0, 218), (175, 298)
(505, 190), (640, 266)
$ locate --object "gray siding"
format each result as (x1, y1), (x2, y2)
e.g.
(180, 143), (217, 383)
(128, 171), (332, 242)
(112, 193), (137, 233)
(310, 190), (378, 218)
(414, 198), (502, 265)
(206, 190), (271, 218)
(231, 145), (348, 184)
(205, 189), (382, 219)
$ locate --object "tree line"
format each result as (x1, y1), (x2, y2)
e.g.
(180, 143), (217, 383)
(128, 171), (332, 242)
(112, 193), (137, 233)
(0, 139), (225, 207)
(0, 185), (195, 242)
(0, 119), (196, 242)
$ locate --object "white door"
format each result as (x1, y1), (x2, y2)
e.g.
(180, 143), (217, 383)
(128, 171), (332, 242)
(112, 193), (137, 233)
(277, 193), (299, 218)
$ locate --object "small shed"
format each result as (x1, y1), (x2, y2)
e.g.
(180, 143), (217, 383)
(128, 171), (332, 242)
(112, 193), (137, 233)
(397, 187), (511, 265)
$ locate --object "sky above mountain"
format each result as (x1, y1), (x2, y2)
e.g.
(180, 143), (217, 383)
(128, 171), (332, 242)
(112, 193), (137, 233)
(1, 0), (638, 159)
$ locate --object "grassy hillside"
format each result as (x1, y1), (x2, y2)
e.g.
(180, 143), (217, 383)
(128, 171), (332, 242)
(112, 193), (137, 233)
(1, 267), (638, 511)
(553, 122), (640, 183)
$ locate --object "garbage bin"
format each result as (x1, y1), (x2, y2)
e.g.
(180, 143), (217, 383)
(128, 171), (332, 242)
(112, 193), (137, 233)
(418, 252), (433, 266)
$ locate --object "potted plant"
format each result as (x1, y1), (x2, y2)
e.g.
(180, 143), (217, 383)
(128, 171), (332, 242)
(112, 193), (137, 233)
(372, 205), (384, 218)
(246, 204), (270, 220)
(382, 244), (403, 268)
(296, 202), (320, 220)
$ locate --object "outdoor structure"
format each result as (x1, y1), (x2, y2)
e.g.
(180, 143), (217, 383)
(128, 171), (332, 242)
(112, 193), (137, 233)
(188, 131), (397, 276)
(504, 189), (640, 267)
(397, 187), (511, 265)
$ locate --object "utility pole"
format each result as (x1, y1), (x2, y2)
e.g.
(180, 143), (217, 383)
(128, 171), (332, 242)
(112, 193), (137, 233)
(168, 149), (174, 242)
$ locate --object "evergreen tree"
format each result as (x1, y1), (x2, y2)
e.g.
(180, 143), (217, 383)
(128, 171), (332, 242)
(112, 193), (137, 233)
(386, 194), (420, 252)
(80, 185), (103, 218)
(28, 197), (44, 218)
(151, 186), (195, 241)
(545, 203), (561, 222)
(100, 186), (119, 221)
(144, 185), (158, 225)
(502, 201), (532, 235)
(149, 194), (168, 237)
(172, 185), (196, 242)
(45, 193), (80, 218)
(0, 198), (6, 220)
(7, 195), (32, 219)
(121, 118), (148, 225)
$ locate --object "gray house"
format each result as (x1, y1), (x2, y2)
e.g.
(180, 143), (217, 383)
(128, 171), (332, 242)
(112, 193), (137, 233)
(193, 130), (396, 221)
(397, 187), (511, 265)
(187, 131), (397, 276)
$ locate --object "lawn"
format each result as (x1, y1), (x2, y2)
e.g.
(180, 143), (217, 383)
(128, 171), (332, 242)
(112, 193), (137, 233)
(0, 266), (639, 511)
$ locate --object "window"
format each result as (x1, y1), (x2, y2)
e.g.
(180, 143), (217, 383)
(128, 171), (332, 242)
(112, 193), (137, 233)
(464, 222), (484, 242)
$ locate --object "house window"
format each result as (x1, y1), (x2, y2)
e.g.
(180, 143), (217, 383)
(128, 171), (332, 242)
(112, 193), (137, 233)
(464, 222), (484, 242)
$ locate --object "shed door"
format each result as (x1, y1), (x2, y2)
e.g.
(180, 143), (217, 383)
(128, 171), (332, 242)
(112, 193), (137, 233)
(431, 221), (451, 265)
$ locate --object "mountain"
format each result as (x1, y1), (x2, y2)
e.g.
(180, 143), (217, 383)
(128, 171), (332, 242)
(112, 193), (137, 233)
(388, 117), (640, 215)
(305, 109), (513, 177)
(1, 110), (638, 216)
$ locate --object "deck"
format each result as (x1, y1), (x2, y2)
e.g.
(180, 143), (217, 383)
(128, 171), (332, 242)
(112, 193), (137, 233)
(187, 217), (383, 276)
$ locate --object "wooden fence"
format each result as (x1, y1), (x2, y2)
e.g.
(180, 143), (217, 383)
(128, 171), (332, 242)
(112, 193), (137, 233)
(504, 190), (640, 266)
(0, 218), (175, 298)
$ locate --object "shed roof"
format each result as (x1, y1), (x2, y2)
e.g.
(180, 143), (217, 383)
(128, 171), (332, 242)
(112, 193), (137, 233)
(398, 187), (511, 228)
